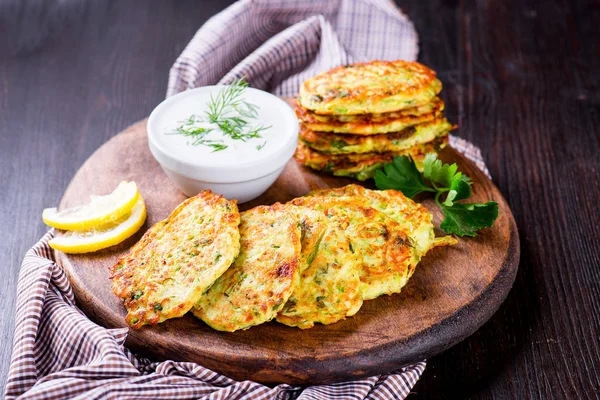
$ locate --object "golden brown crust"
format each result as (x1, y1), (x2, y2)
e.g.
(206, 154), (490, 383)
(110, 190), (240, 329)
(192, 203), (302, 332)
(309, 185), (434, 256)
(276, 206), (364, 328)
(276, 223), (363, 329)
(296, 97), (445, 135)
(294, 135), (449, 181)
(298, 60), (442, 115)
(299, 117), (454, 154)
(287, 196), (416, 300)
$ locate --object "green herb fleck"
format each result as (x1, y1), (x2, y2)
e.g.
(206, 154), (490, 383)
(131, 290), (143, 300)
(208, 143), (228, 152)
(331, 139), (348, 149)
(282, 298), (297, 313)
(271, 299), (283, 311)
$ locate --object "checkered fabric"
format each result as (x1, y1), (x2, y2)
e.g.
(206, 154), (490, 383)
(4, 230), (427, 400)
(5, 0), (493, 398)
(166, 0), (419, 97)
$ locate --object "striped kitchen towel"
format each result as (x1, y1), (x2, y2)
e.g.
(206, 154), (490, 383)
(5, 0), (489, 399)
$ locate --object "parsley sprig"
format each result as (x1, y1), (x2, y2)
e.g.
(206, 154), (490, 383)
(168, 77), (270, 151)
(374, 153), (499, 237)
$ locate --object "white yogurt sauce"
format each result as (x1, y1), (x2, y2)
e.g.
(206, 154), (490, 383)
(152, 87), (290, 167)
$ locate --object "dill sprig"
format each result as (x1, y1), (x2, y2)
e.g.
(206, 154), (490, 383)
(167, 114), (226, 151)
(168, 77), (270, 151)
(207, 143), (228, 152)
(206, 77), (258, 122)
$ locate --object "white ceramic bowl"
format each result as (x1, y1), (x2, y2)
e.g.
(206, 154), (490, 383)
(147, 86), (299, 203)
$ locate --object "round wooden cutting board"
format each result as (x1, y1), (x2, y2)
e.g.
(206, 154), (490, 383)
(56, 119), (519, 385)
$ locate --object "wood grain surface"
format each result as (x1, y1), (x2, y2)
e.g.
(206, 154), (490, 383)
(55, 119), (518, 384)
(1, 0), (599, 397)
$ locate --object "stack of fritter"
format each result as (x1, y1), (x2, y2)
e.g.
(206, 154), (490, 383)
(295, 60), (455, 180)
(111, 188), (456, 331)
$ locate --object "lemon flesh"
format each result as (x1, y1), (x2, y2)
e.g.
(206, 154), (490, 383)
(43, 181), (139, 231)
(49, 198), (147, 254)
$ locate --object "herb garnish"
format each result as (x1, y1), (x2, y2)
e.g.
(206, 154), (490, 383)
(168, 77), (270, 151)
(374, 153), (498, 237)
(167, 114), (228, 152)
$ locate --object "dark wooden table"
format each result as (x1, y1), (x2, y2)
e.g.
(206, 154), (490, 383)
(1, 0), (598, 398)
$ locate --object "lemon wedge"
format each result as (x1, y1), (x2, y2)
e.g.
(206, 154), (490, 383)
(49, 198), (147, 254)
(43, 181), (140, 231)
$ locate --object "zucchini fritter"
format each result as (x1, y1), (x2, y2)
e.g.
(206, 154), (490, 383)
(288, 196), (417, 300)
(110, 191), (241, 329)
(277, 224), (363, 329)
(192, 204), (301, 332)
(295, 135), (448, 181)
(310, 185), (457, 256)
(296, 97), (444, 135)
(299, 117), (453, 154)
(298, 61), (442, 115)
